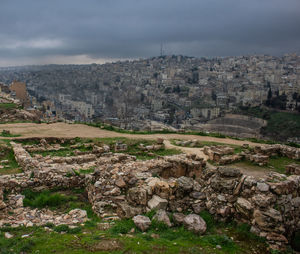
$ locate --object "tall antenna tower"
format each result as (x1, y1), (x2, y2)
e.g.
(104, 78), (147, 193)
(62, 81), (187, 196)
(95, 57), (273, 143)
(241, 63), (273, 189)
(160, 42), (164, 56)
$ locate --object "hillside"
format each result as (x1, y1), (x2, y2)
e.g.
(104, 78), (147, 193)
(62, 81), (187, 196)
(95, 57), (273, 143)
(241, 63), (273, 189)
(0, 54), (299, 141)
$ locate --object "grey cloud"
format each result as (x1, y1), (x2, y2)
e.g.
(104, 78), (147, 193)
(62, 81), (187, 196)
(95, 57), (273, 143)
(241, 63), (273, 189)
(0, 0), (299, 66)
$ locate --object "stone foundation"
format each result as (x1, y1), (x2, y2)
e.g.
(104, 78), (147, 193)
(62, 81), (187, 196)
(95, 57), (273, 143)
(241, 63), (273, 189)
(0, 140), (299, 250)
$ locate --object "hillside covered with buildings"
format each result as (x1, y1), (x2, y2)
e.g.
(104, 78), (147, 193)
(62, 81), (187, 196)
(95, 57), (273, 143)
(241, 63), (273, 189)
(0, 54), (299, 141)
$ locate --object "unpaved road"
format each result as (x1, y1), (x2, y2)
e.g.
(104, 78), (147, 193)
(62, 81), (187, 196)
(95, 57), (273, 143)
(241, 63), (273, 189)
(0, 122), (270, 178)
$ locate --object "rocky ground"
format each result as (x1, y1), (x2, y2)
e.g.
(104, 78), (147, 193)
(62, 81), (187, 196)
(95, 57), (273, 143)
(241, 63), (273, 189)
(0, 134), (299, 253)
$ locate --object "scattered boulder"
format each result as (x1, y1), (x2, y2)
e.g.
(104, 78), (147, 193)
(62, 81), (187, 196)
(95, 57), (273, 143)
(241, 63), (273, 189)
(172, 213), (185, 226)
(152, 209), (172, 227)
(133, 215), (151, 232)
(4, 232), (13, 239)
(183, 214), (207, 234)
(117, 203), (143, 219)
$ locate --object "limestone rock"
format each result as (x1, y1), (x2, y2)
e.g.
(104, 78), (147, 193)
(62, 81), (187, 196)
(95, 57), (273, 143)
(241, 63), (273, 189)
(183, 214), (207, 234)
(235, 197), (252, 218)
(4, 232), (13, 239)
(115, 177), (126, 188)
(117, 203), (143, 219)
(218, 167), (242, 178)
(172, 213), (185, 225)
(128, 187), (148, 205)
(176, 176), (194, 191)
(68, 209), (87, 219)
(257, 182), (269, 192)
(133, 215), (151, 232)
(152, 209), (172, 227)
(148, 195), (168, 210)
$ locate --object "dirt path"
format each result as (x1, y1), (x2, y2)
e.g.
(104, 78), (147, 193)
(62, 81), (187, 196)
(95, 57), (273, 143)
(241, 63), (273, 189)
(164, 140), (208, 159)
(0, 122), (270, 178)
(0, 122), (259, 145)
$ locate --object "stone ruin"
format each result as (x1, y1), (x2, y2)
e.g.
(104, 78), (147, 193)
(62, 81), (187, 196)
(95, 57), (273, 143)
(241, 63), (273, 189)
(0, 138), (300, 250)
(203, 143), (300, 170)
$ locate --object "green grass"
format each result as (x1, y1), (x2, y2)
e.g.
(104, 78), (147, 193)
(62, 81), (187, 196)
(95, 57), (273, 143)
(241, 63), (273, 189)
(28, 141), (93, 157)
(31, 149), (76, 157)
(22, 188), (101, 224)
(22, 189), (78, 209)
(78, 167), (95, 174)
(109, 219), (135, 235)
(0, 209), (274, 254)
(268, 156), (300, 174)
(228, 156), (300, 174)
(0, 130), (21, 137)
(262, 112), (300, 141)
(0, 144), (21, 175)
(0, 103), (18, 109)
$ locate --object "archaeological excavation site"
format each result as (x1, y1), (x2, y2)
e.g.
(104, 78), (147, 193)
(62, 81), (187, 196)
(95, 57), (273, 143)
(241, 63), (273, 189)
(0, 135), (299, 253)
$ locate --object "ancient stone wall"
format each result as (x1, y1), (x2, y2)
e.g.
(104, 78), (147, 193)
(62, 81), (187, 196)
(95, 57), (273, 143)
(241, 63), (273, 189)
(1, 141), (299, 250)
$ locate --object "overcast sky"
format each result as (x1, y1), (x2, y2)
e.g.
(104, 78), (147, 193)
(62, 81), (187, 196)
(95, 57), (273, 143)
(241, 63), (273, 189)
(0, 0), (299, 66)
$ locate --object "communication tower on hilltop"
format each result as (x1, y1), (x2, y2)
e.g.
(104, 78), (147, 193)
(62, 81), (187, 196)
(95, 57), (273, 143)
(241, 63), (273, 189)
(160, 43), (164, 56)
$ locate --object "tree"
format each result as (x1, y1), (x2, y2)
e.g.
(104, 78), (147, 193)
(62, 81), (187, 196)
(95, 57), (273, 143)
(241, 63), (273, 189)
(293, 92), (298, 101)
(267, 88), (272, 99)
(211, 90), (217, 101)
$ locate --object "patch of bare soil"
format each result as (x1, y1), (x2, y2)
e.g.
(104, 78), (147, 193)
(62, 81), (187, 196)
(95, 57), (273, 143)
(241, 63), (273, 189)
(0, 122), (259, 146)
(230, 161), (272, 178)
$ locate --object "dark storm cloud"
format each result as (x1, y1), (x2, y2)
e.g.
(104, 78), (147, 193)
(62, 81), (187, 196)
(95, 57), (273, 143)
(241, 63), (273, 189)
(0, 0), (299, 65)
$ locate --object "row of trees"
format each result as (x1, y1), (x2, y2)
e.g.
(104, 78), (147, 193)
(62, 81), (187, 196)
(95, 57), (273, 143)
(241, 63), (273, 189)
(265, 89), (300, 112)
